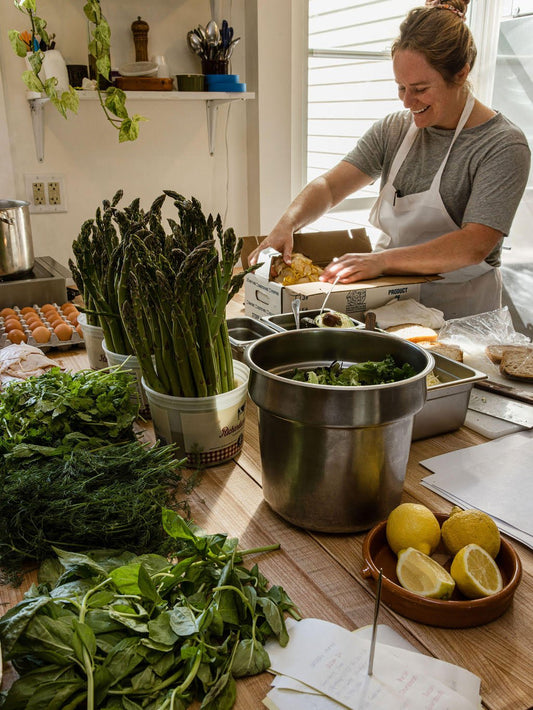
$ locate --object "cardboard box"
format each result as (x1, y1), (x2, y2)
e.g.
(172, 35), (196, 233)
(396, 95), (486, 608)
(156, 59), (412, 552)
(241, 230), (437, 321)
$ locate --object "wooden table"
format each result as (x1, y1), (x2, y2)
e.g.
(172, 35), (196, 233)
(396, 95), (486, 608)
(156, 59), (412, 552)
(1, 300), (531, 710)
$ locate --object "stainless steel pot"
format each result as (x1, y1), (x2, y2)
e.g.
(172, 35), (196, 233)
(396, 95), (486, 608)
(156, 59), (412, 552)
(0, 200), (35, 278)
(244, 329), (434, 532)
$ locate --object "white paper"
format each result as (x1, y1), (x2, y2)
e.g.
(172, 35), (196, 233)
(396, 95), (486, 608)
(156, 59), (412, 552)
(265, 618), (481, 710)
(420, 430), (533, 547)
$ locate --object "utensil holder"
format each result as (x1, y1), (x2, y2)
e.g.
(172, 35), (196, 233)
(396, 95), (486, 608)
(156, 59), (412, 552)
(201, 59), (228, 75)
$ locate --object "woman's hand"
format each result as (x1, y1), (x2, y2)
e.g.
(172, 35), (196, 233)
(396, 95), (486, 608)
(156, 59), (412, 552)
(319, 252), (386, 283)
(247, 227), (294, 267)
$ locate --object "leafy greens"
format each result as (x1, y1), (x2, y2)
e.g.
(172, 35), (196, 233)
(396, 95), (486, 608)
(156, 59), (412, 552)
(290, 355), (416, 386)
(0, 510), (300, 709)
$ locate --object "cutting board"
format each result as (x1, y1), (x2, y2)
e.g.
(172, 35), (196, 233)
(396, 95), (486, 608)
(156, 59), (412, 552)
(115, 77), (174, 91)
(464, 410), (525, 439)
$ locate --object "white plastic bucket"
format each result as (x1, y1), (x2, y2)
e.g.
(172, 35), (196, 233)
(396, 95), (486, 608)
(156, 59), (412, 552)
(102, 341), (150, 417)
(142, 360), (250, 467)
(78, 313), (107, 370)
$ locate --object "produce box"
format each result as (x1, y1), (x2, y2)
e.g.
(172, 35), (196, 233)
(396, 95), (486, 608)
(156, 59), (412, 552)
(241, 230), (437, 321)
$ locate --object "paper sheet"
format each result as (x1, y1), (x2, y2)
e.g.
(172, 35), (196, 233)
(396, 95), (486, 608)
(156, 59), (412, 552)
(264, 618), (481, 710)
(420, 430), (533, 548)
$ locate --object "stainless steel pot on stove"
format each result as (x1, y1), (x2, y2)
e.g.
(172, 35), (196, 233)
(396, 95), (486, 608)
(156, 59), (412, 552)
(244, 329), (434, 532)
(0, 200), (35, 278)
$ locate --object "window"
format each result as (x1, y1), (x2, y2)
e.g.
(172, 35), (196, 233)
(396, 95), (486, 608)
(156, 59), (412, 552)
(306, 0), (419, 235)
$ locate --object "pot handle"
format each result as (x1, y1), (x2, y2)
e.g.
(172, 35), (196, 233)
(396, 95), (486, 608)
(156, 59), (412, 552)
(0, 211), (14, 225)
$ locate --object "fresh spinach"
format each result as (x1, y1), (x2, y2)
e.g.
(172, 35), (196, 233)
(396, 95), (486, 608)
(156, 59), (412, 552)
(290, 355), (416, 386)
(0, 510), (300, 709)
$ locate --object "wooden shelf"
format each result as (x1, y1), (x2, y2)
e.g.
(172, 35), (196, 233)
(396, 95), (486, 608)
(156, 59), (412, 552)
(27, 90), (255, 160)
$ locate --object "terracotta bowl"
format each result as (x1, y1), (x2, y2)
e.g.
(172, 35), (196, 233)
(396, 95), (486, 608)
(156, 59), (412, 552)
(361, 513), (522, 628)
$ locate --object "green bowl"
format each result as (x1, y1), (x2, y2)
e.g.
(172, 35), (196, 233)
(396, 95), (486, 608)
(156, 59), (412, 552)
(176, 74), (205, 91)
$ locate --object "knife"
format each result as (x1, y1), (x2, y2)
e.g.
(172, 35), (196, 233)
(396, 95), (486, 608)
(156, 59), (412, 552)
(475, 379), (533, 405)
(468, 390), (533, 428)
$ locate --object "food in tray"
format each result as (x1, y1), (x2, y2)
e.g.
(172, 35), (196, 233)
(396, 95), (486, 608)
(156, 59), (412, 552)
(384, 503), (505, 601)
(314, 311), (353, 328)
(270, 252), (323, 285)
(417, 341), (463, 362)
(499, 348), (533, 382)
(0, 302), (83, 351)
(385, 323), (438, 342)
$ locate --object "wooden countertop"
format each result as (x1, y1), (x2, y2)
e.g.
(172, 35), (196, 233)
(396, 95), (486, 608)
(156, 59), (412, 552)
(1, 297), (531, 710)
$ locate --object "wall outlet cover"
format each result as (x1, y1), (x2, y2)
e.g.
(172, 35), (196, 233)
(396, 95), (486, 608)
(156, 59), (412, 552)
(25, 174), (67, 213)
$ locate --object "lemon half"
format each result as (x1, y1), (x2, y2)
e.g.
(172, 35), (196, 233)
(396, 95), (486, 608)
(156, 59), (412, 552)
(396, 547), (456, 599)
(386, 503), (441, 556)
(450, 543), (503, 599)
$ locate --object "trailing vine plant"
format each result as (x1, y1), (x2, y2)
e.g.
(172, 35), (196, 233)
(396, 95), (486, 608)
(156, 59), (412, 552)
(9, 0), (146, 141)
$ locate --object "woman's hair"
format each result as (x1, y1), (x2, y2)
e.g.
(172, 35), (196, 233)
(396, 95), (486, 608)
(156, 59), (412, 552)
(391, 1), (477, 84)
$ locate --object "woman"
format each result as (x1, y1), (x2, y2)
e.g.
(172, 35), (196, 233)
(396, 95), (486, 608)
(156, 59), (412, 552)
(248, 0), (530, 319)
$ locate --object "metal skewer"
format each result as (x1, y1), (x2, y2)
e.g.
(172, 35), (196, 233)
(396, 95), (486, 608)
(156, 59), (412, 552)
(367, 568), (383, 676)
(319, 274), (340, 315)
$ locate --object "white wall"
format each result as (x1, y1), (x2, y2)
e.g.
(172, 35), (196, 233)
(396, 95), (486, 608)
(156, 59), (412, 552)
(0, 0), (253, 265)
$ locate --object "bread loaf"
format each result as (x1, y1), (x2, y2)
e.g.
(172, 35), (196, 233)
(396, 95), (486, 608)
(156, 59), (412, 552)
(499, 349), (533, 382)
(417, 341), (463, 362)
(485, 344), (533, 365)
(386, 323), (438, 343)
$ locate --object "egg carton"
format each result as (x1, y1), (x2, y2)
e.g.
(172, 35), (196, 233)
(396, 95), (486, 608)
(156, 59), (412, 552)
(0, 303), (85, 352)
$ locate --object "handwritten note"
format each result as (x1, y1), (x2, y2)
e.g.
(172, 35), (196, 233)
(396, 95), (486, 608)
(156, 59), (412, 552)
(264, 619), (481, 710)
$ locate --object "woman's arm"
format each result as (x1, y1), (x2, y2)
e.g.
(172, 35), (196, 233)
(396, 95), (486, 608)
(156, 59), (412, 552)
(319, 223), (503, 283)
(247, 162), (373, 266)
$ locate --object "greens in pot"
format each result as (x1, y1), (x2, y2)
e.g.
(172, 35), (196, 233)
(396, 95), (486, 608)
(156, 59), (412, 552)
(290, 355), (416, 386)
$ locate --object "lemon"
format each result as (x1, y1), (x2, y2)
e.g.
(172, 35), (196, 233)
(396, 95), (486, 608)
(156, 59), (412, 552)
(386, 503), (441, 556)
(441, 508), (501, 558)
(396, 547), (455, 599)
(450, 544), (503, 599)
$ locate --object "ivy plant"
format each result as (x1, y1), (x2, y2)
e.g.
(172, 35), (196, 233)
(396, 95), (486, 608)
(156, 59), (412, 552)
(9, 0), (146, 142)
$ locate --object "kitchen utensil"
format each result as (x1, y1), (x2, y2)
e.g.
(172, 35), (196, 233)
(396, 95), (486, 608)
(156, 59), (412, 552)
(205, 20), (221, 59)
(367, 569), (382, 676)
(195, 24), (208, 44)
(362, 513), (522, 628)
(187, 31), (206, 59)
(244, 329), (434, 532)
(365, 311), (377, 331)
(225, 37), (240, 60)
(291, 298), (301, 329)
(475, 379), (533, 405)
(0, 200), (34, 278)
(468, 389), (533, 428)
(319, 274), (340, 314)
(118, 61), (158, 77)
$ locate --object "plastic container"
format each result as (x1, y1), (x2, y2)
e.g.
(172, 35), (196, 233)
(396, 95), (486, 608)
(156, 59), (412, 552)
(102, 341), (150, 418)
(142, 360), (249, 468)
(77, 313), (107, 370)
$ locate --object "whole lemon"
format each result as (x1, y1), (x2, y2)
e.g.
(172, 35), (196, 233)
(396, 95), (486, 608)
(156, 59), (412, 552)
(386, 503), (441, 556)
(441, 508), (500, 559)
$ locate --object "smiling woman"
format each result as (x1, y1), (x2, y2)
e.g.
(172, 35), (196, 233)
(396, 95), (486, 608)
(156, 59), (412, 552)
(249, 0), (531, 321)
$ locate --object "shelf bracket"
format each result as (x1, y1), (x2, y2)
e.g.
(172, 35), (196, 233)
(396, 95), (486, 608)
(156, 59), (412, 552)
(206, 98), (239, 156)
(28, 96), (49, 163)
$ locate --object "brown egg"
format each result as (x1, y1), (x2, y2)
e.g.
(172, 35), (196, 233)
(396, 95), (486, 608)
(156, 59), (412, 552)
(29, 319), (45, 331)
(3, 318), (23, 332)
(76, 324), (84, 338)
(66, 312), (79, 326)
(0, 307), (17, 318)
(24, 312), (41, 324)
(7, 329), (27, 344)
(61, 302), (76, 311)
(41, 303), (56, 312)
(20, 306), (36, 315)
(32, 326), (51, 343)
(54, 322), (73, 341)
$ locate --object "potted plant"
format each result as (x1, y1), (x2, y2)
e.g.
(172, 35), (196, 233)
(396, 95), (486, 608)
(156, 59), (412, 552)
(9, 0), (145, 141)
(70, 190), (258, 465)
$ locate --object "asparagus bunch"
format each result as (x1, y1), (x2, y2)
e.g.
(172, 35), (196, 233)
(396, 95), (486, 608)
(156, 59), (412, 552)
(118, 192), (254, 397)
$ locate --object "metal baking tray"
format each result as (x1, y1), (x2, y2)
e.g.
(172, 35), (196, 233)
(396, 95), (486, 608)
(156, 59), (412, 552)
(227, 316), (278, 361)
(412, 353), (487, 440)
(261, 308), (365, 332)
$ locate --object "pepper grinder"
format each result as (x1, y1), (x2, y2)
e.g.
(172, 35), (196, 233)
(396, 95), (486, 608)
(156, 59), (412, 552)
(131, 16), (149, 62)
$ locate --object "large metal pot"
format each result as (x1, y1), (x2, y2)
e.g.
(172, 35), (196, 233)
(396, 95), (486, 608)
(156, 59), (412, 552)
(244, 329), (434, 532)
(0, 200), (35, 278)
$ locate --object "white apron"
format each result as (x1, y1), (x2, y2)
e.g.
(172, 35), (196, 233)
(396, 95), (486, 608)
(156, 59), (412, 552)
(368, 93), (501, 320)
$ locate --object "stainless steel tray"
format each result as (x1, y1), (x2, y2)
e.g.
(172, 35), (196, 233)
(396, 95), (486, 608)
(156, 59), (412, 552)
(412, 353), (487, 440)
(227, 316), (278, 361)
(261, 308), (364, 332)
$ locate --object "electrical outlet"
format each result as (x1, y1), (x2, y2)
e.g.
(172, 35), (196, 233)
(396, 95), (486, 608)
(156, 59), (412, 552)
(32, 181), (45, 205)
(48, 181), (61, 205)
(25, 174), (67, 213)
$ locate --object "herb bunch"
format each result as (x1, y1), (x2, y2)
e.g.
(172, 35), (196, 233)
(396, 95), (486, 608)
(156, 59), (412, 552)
(0, 442), (187, 582)
(0, 510), (300, 709)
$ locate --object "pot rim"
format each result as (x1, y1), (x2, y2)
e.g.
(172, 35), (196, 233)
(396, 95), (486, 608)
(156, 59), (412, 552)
(244, 329), (435, 391)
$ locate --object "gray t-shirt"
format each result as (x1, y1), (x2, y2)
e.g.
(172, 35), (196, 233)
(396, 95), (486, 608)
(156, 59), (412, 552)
(343, 110), (531, 266)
